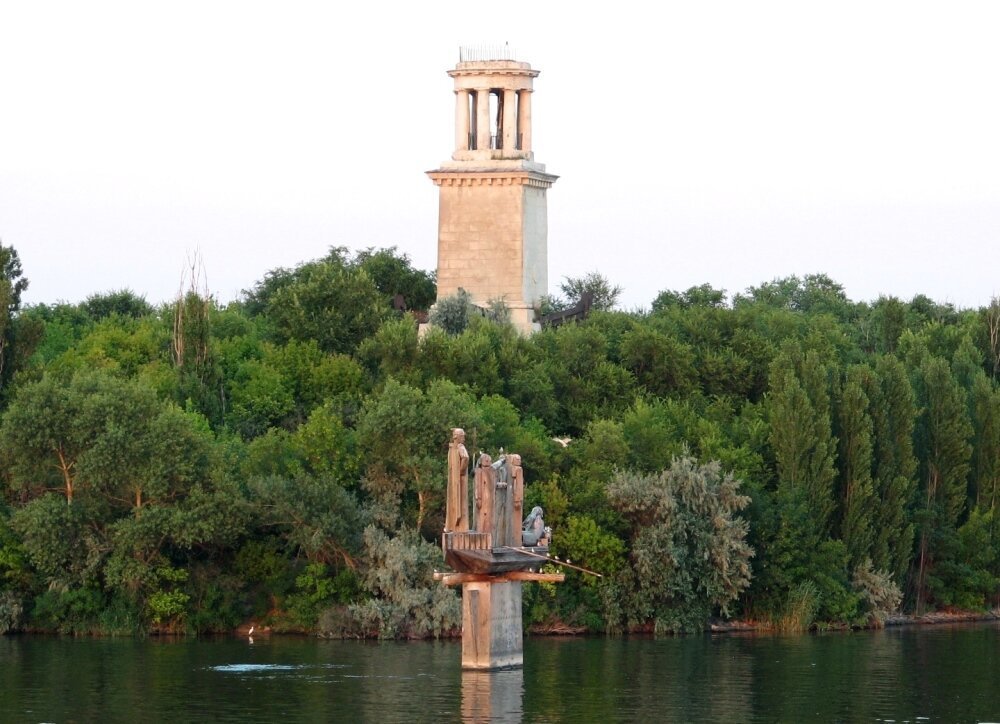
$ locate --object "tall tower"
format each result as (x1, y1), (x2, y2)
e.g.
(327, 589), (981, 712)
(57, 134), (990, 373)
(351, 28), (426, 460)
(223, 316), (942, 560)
(428, 49), (557, 332)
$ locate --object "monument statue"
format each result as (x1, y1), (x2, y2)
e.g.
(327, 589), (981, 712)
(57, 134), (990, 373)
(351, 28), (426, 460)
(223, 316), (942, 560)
(522, 506), (546, 546)
(492, 454), (513, 547)
(510, 454), (524, 544)
(439, 429), (569, 671)
(474, 453), (495, 535)
(446, 428), (470, 531)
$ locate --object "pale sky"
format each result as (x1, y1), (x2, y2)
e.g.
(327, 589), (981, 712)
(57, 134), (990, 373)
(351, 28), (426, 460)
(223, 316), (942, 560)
(2, 1), (999, 311)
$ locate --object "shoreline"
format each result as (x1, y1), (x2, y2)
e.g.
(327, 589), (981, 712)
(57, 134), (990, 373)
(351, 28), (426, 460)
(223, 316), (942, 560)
(708, 607), (1000, 634)
(6, 608), (1000, 640)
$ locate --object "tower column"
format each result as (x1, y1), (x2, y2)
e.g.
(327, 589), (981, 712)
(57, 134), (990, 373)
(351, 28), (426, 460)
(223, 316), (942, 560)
(455, 89), (470, 152)
(502, 88), (517, 152)
(476, 88), (491, 150)
(517, 89), (532, 153)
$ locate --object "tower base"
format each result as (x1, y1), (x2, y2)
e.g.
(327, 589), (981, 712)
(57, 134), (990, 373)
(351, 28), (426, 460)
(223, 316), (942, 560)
(461, 580), (523, 670)
(508, 305), (540, 334)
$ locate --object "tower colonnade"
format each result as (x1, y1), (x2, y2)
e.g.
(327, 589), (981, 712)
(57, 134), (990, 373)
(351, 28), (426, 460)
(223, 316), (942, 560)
(453, 87), (533, 155)
(447, 60), (538, 162)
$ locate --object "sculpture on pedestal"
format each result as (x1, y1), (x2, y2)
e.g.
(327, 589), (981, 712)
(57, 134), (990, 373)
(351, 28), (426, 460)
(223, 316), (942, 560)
(446, 428), (470, 532)
(438, 426), (578, 670)
(521, 506), (547, 546)
(474, 453), (495, 535)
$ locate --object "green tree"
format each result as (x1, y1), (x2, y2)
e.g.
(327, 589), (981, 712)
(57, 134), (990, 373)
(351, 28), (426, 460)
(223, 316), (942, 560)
(82, 289), (153, 321)
(913, 355), (973, 612)
(767, 346), (838, 533)
(250, 252), (386, 354)
(618, 327), (697, 398)
(542, 272), (623, 313)
(835, 366), (876, 569)
(357, 378), (482, 533)
(0, 243), (40, 399)
(427, 289), (476, 335)
(250, 473), (365, 570)
(2, 371), (97, 503)
(971, 375), (1000, 511)
(735, 274), (856, 319)
(868, 295), (908, 354)
(353, 246), (436, 312)
(652, 283), (727, 312)
(862, 356), (918, 582)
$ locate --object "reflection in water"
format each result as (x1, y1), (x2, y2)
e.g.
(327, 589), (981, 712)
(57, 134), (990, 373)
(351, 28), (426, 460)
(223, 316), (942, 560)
(461, 668), (524, 723)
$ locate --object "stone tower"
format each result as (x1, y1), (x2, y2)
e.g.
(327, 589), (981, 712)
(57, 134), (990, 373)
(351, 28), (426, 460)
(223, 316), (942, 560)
(427, 50), (557, 332)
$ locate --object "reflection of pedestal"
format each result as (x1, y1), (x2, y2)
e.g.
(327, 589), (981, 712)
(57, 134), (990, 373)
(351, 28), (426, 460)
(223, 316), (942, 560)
(462, 580), (523, 670)
(461, 668), (525, 723)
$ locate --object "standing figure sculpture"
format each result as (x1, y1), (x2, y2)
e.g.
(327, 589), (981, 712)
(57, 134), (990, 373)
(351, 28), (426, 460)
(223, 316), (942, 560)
(492, 455), (512, 547)
(446, 428), (470, 532)
(474, 453), (495, 535)
(509, 454), (524, 546)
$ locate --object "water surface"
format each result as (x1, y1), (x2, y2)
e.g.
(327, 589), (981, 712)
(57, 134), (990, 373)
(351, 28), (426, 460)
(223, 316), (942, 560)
(2, 622), (999, 722)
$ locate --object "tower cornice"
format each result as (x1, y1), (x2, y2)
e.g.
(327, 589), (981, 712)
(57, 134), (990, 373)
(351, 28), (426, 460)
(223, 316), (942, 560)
(426, 169), (558, 189)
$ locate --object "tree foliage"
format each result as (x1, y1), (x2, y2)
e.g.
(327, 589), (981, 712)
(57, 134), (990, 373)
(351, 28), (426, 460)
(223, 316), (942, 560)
(4, 241), (1000, 636)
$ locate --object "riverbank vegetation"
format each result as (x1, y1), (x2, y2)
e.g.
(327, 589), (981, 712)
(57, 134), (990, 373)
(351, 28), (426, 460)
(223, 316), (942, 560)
(2, 242), (1000, 637)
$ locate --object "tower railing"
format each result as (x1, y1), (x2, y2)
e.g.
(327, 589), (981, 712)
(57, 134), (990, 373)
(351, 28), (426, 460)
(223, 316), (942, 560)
(459, 44), (517, 62)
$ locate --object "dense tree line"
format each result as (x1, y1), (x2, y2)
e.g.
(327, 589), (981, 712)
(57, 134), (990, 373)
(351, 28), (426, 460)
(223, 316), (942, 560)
(2, 241), (1000, 638)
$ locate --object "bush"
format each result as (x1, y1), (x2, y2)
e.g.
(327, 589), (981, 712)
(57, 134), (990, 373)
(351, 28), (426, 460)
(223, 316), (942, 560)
(428, 290), (476, 335)
(607, 457), (754, 632)
(347, 527), (459, 638)
(31, 588), (105, 634)
(852, 559), (902, 627)
(0, 591), (24, 634)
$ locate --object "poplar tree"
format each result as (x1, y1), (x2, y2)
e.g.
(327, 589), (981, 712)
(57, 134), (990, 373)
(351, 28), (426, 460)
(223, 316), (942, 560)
(913, 356), (973, 611)
(762, 346), (855, 621)
(0, 243), (40, 403)
(863, 356), (918, 583)
(768, 346), (838, 533)
(835, 366), (875, 569)
(970, 374), (1000, 512)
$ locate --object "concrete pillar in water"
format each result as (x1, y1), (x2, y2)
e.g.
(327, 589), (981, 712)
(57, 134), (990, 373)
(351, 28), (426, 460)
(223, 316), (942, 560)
(461, 580), (523, 670)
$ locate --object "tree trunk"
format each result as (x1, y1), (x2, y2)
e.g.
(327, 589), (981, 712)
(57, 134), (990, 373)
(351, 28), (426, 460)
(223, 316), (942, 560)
(417, 490), (426, 533)
(56, 448), (74, 505)
(915, 469), (938, 615)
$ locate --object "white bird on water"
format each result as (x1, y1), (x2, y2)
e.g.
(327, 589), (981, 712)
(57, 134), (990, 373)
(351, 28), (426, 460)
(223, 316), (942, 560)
(248, 625), (255, 637)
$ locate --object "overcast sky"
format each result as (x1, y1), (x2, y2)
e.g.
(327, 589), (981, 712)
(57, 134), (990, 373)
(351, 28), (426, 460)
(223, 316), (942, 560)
(2, 1), (998, 311)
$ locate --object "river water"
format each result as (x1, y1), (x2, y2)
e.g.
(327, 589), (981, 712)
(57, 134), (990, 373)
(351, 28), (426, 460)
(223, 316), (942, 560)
(2, 622), (999, 722)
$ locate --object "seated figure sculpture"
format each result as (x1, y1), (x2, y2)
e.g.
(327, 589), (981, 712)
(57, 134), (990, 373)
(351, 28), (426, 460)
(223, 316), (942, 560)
(521, 506), (547, 547)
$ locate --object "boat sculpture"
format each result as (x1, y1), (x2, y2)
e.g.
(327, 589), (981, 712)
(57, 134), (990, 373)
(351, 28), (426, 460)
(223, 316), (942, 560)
(442, 438), (550, 575)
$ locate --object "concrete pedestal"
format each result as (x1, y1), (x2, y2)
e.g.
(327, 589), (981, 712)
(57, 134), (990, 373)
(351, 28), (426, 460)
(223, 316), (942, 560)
(461, 580), (523, 670)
